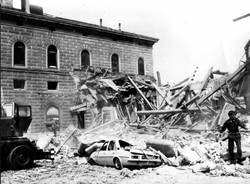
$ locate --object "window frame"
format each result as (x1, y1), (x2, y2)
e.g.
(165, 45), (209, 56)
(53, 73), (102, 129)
(138, 57), (145, 75)
(12, 41), (27, 67)
(80, 49), (91, 68)
(13, 79), (26, 90)
(46, 106), (60, 121)
(47, 45), (60, 69)
(111, 53), (120, 73)
(47, 81), (59, 91)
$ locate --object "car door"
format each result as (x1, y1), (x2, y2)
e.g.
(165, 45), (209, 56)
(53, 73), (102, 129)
(106, 140), (116, 166)
(95, 141), (108, 166)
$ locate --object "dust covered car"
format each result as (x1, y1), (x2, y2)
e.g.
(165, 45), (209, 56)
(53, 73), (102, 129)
(88, 139), (162, 169)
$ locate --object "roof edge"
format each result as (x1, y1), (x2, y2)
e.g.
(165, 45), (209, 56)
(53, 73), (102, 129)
(0, 7), (159, 46)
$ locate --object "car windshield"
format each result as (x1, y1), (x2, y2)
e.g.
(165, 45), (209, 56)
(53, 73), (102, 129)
(100, 142), (108, 151)
(119, 140), (133, 149)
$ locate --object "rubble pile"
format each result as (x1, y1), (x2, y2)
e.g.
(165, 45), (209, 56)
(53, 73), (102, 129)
(67, 61), (250, 136)
(24, 62), (250, 178)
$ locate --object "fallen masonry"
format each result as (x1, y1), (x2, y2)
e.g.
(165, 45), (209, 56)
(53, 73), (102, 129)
(9, 59), (248, 178)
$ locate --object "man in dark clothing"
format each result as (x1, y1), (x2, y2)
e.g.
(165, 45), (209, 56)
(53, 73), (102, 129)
(220, 110), (247, 164)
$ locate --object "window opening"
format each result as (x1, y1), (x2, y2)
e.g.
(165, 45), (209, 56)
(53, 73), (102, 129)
(47, 45), (58, 68)
(14, 41), (25, 66)
(111, 54), (119, 73)
(138, 58), (145, 75)
(81, 50), (90, 67)
(13, 79), (25, 89)
(47, 81), (58, 90)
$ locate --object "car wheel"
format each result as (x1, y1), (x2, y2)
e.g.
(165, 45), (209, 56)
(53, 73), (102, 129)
(87, 157), (97, 165)
(114, 158), (123, 170)
(8, 145), (33, 170)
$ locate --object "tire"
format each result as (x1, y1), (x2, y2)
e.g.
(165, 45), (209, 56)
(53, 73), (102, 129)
(8, 145), (33, 170)
(114, 158), (123, 170)
(87, 157), (97, 165)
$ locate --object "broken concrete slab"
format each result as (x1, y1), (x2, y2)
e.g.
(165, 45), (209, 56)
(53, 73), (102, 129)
(191, 161), (217, 173)
(177, 145), (201, 165)
(36, 134), (54, 150)
(145, 139), (177, 157)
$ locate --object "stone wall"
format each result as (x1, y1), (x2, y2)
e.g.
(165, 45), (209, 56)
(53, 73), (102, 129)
(0, 20), (154, 132)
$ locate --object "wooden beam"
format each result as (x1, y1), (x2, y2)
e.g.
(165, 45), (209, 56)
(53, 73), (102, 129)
(172, 77), (189, 88)
(137, 108), (204, 115)
(170, 85), (189, 101)
(133, 79), (153, 88)
(170, 85), (185, 92)
(233, 13), (250, 22)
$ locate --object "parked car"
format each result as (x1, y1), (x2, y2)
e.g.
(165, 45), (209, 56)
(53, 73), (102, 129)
(88, 139), (162, 169)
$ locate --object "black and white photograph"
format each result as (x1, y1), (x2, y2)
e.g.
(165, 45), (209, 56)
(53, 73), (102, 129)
(1, 0), (250, 183)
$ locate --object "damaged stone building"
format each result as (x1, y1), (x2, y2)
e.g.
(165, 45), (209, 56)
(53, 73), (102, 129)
(0, 0), (158, 132)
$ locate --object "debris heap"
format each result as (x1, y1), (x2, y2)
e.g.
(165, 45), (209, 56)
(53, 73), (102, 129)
(29, 61), (250, 177)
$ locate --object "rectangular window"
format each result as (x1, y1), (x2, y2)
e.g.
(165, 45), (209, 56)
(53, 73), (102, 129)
(13, 79), (25, 89)
(47, 81), (58, 90)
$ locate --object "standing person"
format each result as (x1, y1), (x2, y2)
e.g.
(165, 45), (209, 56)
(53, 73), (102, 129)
(220, 110), (247, 164)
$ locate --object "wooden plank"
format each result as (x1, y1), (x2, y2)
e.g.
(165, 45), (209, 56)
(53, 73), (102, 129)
(170, 85), (185, 92)
(172, 77), (189, 88)
(134, 79), (153, 88)
(233, 13), (250, 22)
(137, 108), (204, 115)
(170, 85), (189, 101)
(182, 94), (200, 107)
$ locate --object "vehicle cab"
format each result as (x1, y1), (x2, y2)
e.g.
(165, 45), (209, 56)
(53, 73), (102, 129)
(0, 102), (32, 138)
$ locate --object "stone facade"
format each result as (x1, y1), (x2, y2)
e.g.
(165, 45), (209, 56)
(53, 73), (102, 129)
(0, 3), (158, 132)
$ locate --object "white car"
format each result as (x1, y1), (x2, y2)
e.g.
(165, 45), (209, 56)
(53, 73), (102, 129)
(89, 139), (162, 169)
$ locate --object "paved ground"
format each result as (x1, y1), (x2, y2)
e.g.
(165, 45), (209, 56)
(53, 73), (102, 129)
(121, 165), (250, 184)
(1, 157), (250, 184)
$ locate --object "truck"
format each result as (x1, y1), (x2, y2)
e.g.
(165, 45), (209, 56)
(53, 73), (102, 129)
(0, 102), (53, 170)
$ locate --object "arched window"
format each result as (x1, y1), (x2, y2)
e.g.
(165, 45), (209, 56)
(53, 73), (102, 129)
(14, 41), (25, 66)
(46, 106), (59, 122)
(138, 57), (145, 75)
(47, 45), (58, 68)
(111, 54), (119, 73)
(81, 50), (90, 67)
